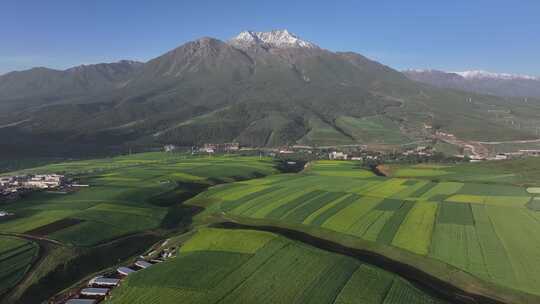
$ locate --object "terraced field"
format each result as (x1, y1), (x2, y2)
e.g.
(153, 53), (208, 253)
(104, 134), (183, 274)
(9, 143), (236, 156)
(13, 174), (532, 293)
(189, 160), (540, 302)
(106, 228), (449, 304)
(0, 236), (38, 295)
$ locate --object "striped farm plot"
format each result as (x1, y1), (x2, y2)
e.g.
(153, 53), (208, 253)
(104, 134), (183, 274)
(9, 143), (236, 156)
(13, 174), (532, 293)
(392, 201), (438, 255)
(0, 236), (39, 294)
(198, 160), (540, 297)
(106, 228), (449, 304)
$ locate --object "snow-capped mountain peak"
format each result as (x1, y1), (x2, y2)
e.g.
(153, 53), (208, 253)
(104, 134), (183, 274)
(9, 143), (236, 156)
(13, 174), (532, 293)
(229, 29), (319, 49)
(453, 70), (538, 81)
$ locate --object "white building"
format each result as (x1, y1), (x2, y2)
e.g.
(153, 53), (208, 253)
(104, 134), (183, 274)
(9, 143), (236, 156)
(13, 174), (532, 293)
(24, 174), (64, 189)
(117, 266), (136, 276)
(80, 288), (109, 297)
(164, 144), (177, 152)
(494, 154), (508, 160)
(329, 151), (348, 160)
(135, 260), (153, 269)
(0, 177), (13, 187)
(88, 276), (120, 287)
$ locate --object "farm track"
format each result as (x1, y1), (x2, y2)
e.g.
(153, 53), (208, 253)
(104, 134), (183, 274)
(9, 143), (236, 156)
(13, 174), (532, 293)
(0, 232), (63, 246)
(0, 233), (60, 303)
(214, 221), (508, 304)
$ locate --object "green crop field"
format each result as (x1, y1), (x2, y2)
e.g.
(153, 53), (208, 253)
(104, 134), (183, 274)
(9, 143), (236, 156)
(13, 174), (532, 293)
(106, 228), (448, 304)
(0, 236), (38, 295)
(187, 160), (540, 302)
(6, 154), (540, 303)
(0, 152), (279, 302)
(0, 153), (278, 246)
(382, 157), (540, 187)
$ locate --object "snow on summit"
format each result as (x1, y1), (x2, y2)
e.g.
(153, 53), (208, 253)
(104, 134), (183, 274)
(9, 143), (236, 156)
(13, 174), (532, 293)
(229, 30), (319, 49)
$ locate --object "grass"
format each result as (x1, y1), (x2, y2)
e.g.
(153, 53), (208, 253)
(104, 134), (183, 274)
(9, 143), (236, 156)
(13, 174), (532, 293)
(335, 115), (410, 144)
(106, 228), (448, 304)
(298, 117), (354, 146)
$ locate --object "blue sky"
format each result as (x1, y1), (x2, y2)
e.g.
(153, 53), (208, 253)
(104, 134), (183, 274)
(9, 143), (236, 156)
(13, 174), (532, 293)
(2, 0), (539, 76)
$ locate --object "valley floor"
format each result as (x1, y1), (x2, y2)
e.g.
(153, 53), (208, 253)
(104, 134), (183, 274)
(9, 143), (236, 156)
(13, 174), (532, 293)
(2, 154), (540, 304)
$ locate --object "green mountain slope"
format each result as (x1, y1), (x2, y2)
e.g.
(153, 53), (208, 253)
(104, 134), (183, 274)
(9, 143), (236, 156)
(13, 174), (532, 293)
(1, 30), (539, 157)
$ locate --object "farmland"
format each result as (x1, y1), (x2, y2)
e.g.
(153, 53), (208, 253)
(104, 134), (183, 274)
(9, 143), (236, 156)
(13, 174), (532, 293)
(381, 157), (540, 187)
(0, 152), (278, 246)
(0, 236), (38, 295)
(0, 152), (279, 302)
(188, 160), (540, 303)
(5, 154), (540, 303)
(106, 228), (449, 304)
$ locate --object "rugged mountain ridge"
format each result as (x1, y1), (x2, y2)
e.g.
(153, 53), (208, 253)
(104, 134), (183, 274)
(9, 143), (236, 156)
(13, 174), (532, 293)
(1, 30), (540, 157)
(0, 60), (142, 99)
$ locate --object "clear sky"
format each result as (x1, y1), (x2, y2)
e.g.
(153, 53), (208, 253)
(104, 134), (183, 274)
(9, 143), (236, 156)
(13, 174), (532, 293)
(2, 0), (539, 76)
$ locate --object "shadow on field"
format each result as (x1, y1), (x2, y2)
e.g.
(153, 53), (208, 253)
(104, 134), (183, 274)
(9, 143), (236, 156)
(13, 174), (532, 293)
(13, 234), (160, 304)
(149, 181), (209, 207)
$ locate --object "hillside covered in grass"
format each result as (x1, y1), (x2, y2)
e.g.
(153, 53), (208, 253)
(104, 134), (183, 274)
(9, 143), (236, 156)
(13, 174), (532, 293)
(2, 31), (540, 158)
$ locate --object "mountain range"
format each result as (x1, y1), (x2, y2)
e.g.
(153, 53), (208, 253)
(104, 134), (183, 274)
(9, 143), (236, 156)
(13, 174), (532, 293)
(1, 30), (540, 157)
(404, 69), (540, 98)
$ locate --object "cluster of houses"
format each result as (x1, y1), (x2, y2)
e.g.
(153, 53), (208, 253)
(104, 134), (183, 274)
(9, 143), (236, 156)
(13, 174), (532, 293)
(0, 174), (66, 199)
(62, 242), (178, 304)
(164, 143), (241, 154)
(162, 139), (540, 164)
(401, 146), (434, 157)
(199, 142), (240, 153)
(328, 151), (349, 160)
(470, 151), (540, 162)
(467, 150), (540, 162)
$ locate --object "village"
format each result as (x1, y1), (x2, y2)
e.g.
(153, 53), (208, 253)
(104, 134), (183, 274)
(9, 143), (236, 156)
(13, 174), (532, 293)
(171, 136), (540, 164)
(0, 174), (89, 213)
(0, 173), (66, 197)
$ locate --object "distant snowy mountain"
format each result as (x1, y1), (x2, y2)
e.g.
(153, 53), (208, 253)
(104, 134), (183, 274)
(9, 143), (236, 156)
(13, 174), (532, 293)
(229, 29), (319, 49)
(453, 70), (538, 81)
(404, 69), (540, 98)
